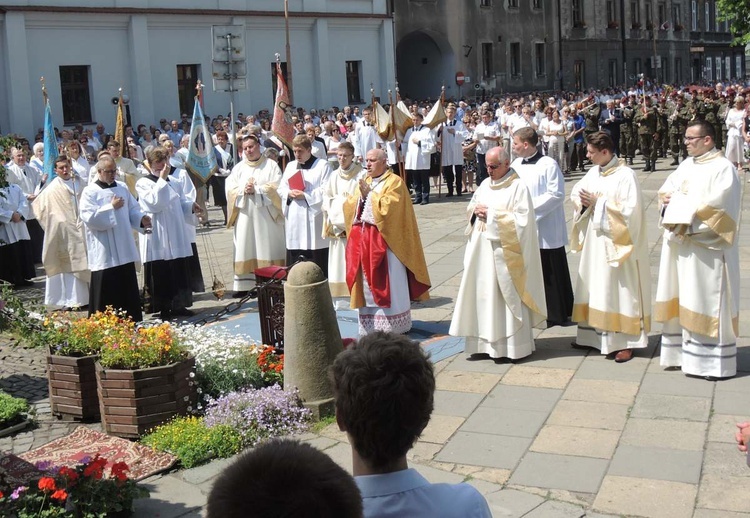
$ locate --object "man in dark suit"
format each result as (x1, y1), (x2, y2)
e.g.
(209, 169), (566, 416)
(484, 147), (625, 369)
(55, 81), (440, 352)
(599, 99), (623, 156)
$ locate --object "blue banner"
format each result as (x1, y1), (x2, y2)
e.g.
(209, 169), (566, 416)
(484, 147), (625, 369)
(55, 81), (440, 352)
(185, 98), (217, 184)
(43, 99), (58, 181)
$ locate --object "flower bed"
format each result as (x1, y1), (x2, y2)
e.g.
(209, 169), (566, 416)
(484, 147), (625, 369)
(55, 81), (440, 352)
(0, 456), (149, 517)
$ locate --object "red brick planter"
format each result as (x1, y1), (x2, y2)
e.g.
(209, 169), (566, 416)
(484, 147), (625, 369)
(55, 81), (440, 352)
(96, 357), (196, 439)
(47, 353), (101, 421)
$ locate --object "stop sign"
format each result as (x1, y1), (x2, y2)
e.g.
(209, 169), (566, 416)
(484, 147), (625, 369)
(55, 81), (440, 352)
(455, 71), (465, 86)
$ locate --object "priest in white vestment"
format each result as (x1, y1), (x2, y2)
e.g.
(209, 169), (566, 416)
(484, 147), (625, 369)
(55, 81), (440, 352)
(344, 149), (431, 336)
(0, 183), (35, 287)
(225, 133), (286, 296)
(655, 120), (740, 379)
(322, 142), (363, 309)
(32, 156), (90, 308)
(79, 156), (151, 322)
(6, 147), (45, 263)
(449, 147), (547, 360)
(278, 135), (332, 275)
(570, 132), (651, 362)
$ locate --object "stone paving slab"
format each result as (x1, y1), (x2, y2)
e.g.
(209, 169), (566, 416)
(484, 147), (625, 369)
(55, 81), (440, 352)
(620, 418), (707, 451)
(500, 365), (576, 389)
(530, 424), (620, 459)
(547, 400), (630, 431)
(638, 371), (716, 398)
(509, 452), (609, 493)
(433, 389), (486, 417)
(561, 378), (640, 405)
(435, 369), (503, 393)
(608, 445), (703, 484)
(461, 406), (549, 438)
(482, 384), (562, 413)
(521, 500), (588, 518)
(593, 475), (698, 518)
(436, 431), (532, 469)
(630, 393), (712, 421)
(711, 389), (749, 415)
(484, 488), (546, 517)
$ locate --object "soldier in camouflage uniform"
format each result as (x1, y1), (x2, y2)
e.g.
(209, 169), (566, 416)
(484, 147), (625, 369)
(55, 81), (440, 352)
(668, 95), (690, 165)
(657, 97), (670, 158)
(582, 97), (601, 139)
(619, 96), (637, 165)
(632, 96), (660, 172)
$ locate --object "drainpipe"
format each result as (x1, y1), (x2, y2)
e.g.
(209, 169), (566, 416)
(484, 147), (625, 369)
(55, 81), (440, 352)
(621, 0), (627, 86)
(557, 0), (564, 90)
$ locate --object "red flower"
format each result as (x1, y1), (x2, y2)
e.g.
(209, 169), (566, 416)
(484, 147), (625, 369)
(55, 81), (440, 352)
(58, 466), (79, 483)
(51, 489), (68, 501)
(83, 456), (108, 480)
(111, 462), (130, 482)
(0, 490), (4, 499)
(38, 477), (57, 492)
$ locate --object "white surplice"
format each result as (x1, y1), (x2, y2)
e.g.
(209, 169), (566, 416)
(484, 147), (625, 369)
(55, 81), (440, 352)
(135, 175), (193, 263)
(225, 157), (286, 291)
(322, 163), (363, 307)
(278, 157), (332, 251)
(0, 184), (30, 244)
(449, 171), (547, 360)
(655, 150), (740, 378)
(79, 181), (145, 271)
(570, 159), (651, 353)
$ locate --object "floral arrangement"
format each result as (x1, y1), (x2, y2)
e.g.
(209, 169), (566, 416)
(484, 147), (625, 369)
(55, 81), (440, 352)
(99, 321), (190, 370)
(607, 20), (619, 29)
(141, 416), (243, 468)
(0, 134), (18, 190)
(0, 285), (42, 340)
(203, 385), (310, 447)
(0, 456), (149, 517)
(40, 307), (133, 357)
(174, 324), (264, 397)
(257, 345), (284, 386)
(0, 391), (29, 427)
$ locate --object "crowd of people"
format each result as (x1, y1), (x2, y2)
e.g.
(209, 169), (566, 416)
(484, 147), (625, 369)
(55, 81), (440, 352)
(0, 80), (744, 373)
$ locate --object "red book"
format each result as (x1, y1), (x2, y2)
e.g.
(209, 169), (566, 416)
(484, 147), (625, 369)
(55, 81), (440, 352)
(288, 170), (305, 191)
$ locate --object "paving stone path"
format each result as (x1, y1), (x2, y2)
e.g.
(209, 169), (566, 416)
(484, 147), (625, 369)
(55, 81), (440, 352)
(1, 155), (748, 517)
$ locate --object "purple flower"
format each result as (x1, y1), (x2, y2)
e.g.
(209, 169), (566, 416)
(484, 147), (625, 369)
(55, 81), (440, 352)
(34, 460), (53, 471)
(204, 385), (311, 446)
(10, 486), (27, 500)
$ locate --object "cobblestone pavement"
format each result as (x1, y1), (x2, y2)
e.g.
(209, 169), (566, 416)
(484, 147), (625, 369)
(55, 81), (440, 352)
(2, 155), (749, 518)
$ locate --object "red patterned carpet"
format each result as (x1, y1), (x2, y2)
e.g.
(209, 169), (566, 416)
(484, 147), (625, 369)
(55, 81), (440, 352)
(18, 426), (177, 481)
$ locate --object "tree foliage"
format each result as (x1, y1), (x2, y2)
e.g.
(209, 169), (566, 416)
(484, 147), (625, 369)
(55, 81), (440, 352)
(716, 0), (750, 46)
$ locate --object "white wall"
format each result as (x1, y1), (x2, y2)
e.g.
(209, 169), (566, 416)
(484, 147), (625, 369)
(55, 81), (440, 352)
(0, 4), (394, 140)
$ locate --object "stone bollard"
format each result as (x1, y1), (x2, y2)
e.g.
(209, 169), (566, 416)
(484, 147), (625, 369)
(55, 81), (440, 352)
(283, 261), (343, 420)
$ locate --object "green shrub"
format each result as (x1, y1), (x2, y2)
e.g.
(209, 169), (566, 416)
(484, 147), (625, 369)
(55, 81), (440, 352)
(196, 351), (264, 399)
(141, 416), (244, 468)
(0, 391), (29, 424)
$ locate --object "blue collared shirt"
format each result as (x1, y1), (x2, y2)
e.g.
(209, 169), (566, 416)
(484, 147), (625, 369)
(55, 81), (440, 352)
(356, 468), (492, 518)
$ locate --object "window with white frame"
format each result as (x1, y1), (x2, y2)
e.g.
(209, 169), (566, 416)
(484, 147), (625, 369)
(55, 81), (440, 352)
(607, 0), (617, 22)
(705, 56), (712, 80)
(705, 1), (710, 31)
(572, 0), (584, 26)
(725, 57), (731, 79)
(736, 55), (743, 79)
(480, 0), (492, 7)
(631, 1), (641, 26)
(691, 0), (697, 30)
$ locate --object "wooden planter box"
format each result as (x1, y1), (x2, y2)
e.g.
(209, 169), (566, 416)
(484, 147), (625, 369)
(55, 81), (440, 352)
(47, 353), (101, 421)
(96, 357), (196, 439)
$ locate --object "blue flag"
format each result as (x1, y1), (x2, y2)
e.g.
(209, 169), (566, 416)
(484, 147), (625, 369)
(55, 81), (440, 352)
(43, 99), (58, 181)
(185, 97), (217, 184)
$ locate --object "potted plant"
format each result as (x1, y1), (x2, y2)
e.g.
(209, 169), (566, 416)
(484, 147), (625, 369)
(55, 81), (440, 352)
(573, 21), (587, 29)
(0, 391), (30, 437)
(631, 21), (642, 29)
(674, 23), (684, 31)
(0, 455), (149, 517)
(646, 21), (655, 30)
(607, 20), (619, 29)
(96, 322), (197, 438)
(44, 308), (132, 421)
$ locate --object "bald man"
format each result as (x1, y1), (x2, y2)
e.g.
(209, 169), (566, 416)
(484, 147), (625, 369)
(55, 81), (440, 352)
(450, 146), (547, 361)
(344, 149), (431, 336)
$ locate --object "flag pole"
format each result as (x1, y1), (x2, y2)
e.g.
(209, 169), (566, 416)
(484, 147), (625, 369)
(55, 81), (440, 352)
(394, 84), (406, 180)
(40, 76), (48, 105)
(438, 84), (445, 199)
(284, 0), (294, 105)
(389, 88), (405, 180)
